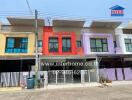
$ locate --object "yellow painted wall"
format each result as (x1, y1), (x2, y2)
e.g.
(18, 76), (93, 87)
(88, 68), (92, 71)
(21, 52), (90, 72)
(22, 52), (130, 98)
(0, 32), (35, 56)
(0, 34), (6, 54)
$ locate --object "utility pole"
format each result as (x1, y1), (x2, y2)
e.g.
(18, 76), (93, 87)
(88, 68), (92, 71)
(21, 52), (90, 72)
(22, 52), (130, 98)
(35, 9), (39, 88)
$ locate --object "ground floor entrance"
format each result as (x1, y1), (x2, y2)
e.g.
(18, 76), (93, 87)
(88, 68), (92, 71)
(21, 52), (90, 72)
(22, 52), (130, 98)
(40, 57), (98, 85)
(47, 70), (97, 84)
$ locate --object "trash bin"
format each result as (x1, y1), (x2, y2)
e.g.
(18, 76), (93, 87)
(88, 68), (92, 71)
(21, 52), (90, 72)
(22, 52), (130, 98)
(27, 78), (34, 89)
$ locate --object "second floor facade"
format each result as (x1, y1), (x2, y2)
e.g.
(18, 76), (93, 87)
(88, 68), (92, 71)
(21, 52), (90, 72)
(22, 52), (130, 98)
(42, 20), (84, 56)
(0, 17), (44, 56)
(0, 32), (35, 56)
(0, 18), (132, 57)
(116, 28), (132, 54)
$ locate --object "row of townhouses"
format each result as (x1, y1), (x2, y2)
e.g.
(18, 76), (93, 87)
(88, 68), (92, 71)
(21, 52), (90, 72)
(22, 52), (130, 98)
(0, 17), (132, 87)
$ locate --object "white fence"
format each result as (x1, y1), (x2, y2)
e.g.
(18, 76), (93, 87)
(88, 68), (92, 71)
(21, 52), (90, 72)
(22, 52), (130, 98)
(0, 72), (29, 87)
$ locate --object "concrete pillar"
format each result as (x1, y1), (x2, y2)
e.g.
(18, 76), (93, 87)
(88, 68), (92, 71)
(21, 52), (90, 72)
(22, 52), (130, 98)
(44, 71), (48, 86)
(56, 71), (57, 84)
(64, 70), (66, 84)
(95, 58), (99, 82)
(81, 70), (85, 83)
(88, 70), (91, 83)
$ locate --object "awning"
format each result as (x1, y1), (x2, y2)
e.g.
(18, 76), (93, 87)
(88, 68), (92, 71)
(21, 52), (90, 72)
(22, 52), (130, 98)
(90, 21), (121, 28)
(95, 54), (132, 58)
(53, 19), (85, 27)
(0, 55), (35, 60)
(40, 55), (86, 59)
(7, 17), (45, 26)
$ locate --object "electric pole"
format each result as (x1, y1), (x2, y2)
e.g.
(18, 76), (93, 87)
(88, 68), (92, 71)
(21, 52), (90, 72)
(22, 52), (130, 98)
(35, 9), (39, 88)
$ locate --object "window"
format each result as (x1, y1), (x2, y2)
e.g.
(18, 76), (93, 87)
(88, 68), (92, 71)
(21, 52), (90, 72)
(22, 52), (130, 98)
(5, 37), (28, 53)
(62, 37), (71, 52)
(77, 40), (82, 47)
(125, 38), (132, 52)
(38, 40), (42, 47)
(90, 38), (108, 52)
(49, 37), (58, 52)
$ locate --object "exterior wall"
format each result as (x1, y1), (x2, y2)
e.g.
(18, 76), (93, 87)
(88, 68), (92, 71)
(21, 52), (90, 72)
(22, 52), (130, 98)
(1, 25), (43, 40)
(0, 32), (35, 56)
(82, 28), (116, 41)
(115, 28), (132, 54)
(83, 33), (115, 55)
(53, 27), (82, 36)
(43, 26), (83, 55)
(116, 34), (132, 54)
(0, 34), (6, 54)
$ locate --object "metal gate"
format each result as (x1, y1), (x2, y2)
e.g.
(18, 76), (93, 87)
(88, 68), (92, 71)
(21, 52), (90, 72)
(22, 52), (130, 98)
(48, 70), (97, 84)
(48, 70), (77, 84)
(84, 69), (97, 82)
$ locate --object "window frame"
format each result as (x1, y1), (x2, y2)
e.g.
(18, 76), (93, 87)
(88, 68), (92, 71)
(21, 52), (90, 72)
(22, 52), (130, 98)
(48, 37), (59, 52)
(125, 38), (132, 52)
(62, 37), (71, 52)
(76, 40), (82, 48)
(38, 40), (42, 47)
(5, 37), (28, 53)
(90, 38), (108, 52)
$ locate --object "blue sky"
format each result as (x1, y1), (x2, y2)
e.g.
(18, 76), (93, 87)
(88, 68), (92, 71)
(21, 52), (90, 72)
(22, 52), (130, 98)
(0, 0), (131, 23)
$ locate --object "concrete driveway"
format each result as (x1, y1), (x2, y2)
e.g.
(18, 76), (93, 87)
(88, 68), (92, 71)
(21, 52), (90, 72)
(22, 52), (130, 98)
(0, 84), (132, 100)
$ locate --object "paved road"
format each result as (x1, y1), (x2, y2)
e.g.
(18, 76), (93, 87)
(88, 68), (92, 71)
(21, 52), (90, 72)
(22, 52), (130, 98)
(0, 84), (132, 100)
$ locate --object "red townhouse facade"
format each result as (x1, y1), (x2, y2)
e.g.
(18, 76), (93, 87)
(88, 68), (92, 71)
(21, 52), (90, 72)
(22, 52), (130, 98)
(41, 20), (86, 84)
(42, 26), (83, 56)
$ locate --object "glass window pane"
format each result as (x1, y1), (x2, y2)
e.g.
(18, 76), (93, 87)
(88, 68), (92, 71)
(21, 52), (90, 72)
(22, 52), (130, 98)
(90, 39), (96, 47)
(103, 44), (108, 52)
(125, 39), (132, 52)
(5, 37), (28, 53)
(38, 40), (42, 47)
(62, 38), (71, 52)
(49, 37), (58, 52)
(77, 41), (81, 47)
(96, 39), (102, 47)
(102, 39), (107, 43)
(125, 39), (131, 43)
(90, 38), (108, 52)
(67, 39), (71, 48)
(128, 44), (132, 52)
(91, 48), (96, 52)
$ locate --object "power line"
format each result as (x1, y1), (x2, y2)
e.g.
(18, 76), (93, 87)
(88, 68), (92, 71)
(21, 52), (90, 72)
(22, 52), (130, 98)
(25, 0), (33, 15)
(39, 12), (132, 21)
(0, 10), (131, 23)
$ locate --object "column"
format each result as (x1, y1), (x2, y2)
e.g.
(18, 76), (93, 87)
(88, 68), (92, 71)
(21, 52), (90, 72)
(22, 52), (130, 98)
(44, 71), (48, 86)
(81, 70), (85, 83)
(95, 57), (99, 82)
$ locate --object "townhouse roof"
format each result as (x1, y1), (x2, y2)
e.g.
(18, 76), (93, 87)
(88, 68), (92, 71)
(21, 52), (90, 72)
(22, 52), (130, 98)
(53, 19), (85, 27)
(124, 21), (132, 29)
(7, 17), (45, 26)
(90, 21), (121, 28)
(110, 5), (125, 10)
